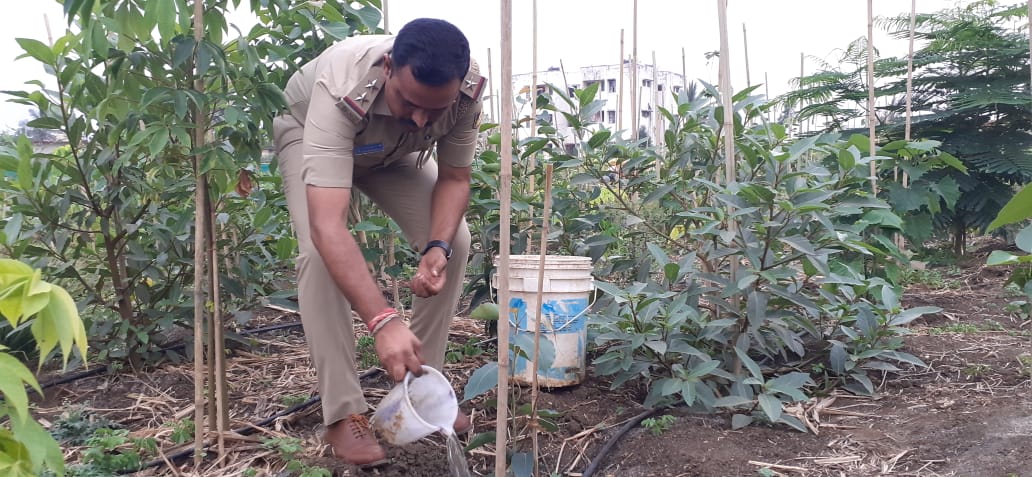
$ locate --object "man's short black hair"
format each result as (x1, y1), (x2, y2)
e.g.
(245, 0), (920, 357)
(392, 18), (470, 86)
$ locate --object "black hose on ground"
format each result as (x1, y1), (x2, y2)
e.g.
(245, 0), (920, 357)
(124, 367), (384, 474)
(581, 408), (661, 477)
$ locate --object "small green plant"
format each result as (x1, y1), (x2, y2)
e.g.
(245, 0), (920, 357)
(67, 428), (156, 476)
(167, 419), (193, 445)
(279, 393), (311, 408)
(262, 437), (331, 477)
(962, 364), (991, 377)
(50, 407), (122, 446)
(356, 335), (379, 369)
(900, 268), (959, 289)
(640, 414), (676, 436)
(446, 340), (485, 363)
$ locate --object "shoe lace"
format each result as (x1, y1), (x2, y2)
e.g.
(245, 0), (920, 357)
(346, 414), (373, 440)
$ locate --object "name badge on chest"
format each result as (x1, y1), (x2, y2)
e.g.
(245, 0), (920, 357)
(354, 143), (385, 156)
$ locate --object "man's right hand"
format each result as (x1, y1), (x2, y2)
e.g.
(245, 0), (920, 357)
(374, 320), (425, 382)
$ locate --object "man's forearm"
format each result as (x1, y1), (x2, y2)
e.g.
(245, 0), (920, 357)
(311, 221), (388, 323)
(428, 175), (471, 243)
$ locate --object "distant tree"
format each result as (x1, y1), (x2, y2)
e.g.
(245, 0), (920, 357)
(778, 0), (1031, 255)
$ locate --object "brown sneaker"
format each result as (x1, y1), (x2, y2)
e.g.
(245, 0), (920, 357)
(454, 411), (473, 435)
(324, 414), (389, 468)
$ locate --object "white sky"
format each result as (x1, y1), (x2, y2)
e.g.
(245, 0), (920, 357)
(0, 0), (975, 130)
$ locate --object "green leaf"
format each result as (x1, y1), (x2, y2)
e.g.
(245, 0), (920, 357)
(470, 303), (499, 321)
(757, 393), (782, 422)
(3, 214), (22, 246)
(510, 452), (534, 477)
(15, 39), (55, 64)
(986, 250), (1019, 266)
(889, 306), (942, 326)
(156, 0), (175, 41)
(0, 353), (36, 423)
(462, 361), (498, 402)
(464, 431), (495, 452)
(989, 183), (1032, 231)
(588, 130), (611, 149)
(731, 413), (753, 429)
(9, 413), (64, 475)
(1017, 225), (1032, 254)
(735, 347), (763, 381)
(937, 151), (967, 173)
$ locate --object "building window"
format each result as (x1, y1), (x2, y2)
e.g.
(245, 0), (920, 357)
(591, 111), (603, 123)
(657, 84), (664, 92)
(642, 110), (651, 118)
(643, 79), (652, 88)
(606, 110), (616, 123)
(607, 79), (616, 93)
(673, 85), (682, 93)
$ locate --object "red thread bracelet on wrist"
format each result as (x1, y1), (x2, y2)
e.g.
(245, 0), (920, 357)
(367, 307), (397, 332)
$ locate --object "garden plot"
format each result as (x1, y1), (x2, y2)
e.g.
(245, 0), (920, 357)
(30, 260), (1031, 477)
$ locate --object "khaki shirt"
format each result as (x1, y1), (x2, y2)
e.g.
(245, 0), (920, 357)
(283, 35), (484, 188)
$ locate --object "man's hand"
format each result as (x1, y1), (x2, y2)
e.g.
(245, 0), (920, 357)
(411, 249), (448, 298)
(374, 320), (424, 381)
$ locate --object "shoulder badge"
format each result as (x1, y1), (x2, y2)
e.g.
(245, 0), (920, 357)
(335, 67), (385, 124)
(459, 58), (487, 101)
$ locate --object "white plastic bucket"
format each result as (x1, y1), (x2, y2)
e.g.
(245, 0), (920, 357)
(497, 255), (594, 387)
(371, 365), (458, 445)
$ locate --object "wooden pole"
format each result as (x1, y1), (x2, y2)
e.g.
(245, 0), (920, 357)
(191, 0), (208, 467)
(718, 0), (736, 185)
(615, 28), (623, 133)
(682, 47), (687, 90)
(524, 0), (540, 252)
(765, 72), (771, 122)
(652, 51), (660, 149)
(488, 48), (496, 123)
(204, 191), (228, 459)
(742, 23), (752, 87)
(867, 0), (878, 194)
(382, 0), (389, 34)
(717, 0), (741, 375)
(631, 0), (639, 141)
(530, 164), (553, 477)
(495, 1), (514, 475)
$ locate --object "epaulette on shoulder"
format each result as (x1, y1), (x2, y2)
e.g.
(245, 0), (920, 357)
(459, 58), (486, 101)
(335, 67), (385, 123)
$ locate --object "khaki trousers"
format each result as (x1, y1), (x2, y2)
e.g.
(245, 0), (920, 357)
(273, 115), (471, 426)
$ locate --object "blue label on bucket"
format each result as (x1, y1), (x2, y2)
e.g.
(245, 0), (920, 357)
(508, 297), (589, 333)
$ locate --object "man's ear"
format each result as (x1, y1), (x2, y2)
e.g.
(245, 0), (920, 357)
(382, 54), (393, 77)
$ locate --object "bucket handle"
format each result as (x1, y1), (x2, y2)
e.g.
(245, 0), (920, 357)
(505, 286), (597, 333)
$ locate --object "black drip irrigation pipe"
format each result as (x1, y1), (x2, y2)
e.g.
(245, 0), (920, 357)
(36, 321), (305, 391)
(125, 367), (384, 474)
(581, 408), (661, 477)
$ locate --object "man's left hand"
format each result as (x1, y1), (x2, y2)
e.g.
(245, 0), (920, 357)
(411, 250), (448, 298)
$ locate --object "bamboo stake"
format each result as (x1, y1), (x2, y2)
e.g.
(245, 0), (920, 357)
(495, 1), (514, 475)
(527, 0), (538, 253)
(204, 191), (228, 459)
(530, 164), (553, 477)
(488, 48), (496, 123)
(631, 0), (639, 141)
(382, 0), (389, 34)
(866, 0), (878, 194)
(652, 51), (660, 150)
(765, 72), (771, 122)
(682, 47), (687, 90)
(742, 23), (752, 87)
(898, 0), (917, 251)
(615, 28), (623, 133)
(1028, 0), (1031, 101)
(191, 0), (208, 467)
(717, 0), (741, 374)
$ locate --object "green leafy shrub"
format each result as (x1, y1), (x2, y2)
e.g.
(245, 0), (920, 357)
(0, 259), (89, 477)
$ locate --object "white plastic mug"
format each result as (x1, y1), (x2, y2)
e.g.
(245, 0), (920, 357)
(372, 365), (458, 445)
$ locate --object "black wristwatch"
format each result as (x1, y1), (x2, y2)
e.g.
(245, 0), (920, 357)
(421, 240), (452, 260)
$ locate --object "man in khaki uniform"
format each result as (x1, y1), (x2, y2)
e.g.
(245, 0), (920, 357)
(272, 18), (484, 466)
